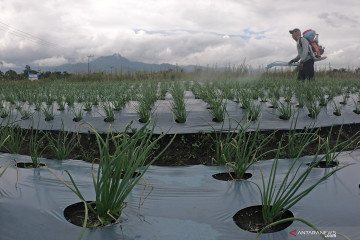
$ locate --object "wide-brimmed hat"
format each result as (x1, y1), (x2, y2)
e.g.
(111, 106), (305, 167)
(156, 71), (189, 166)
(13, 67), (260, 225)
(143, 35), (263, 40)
(289, 28), (300, 34)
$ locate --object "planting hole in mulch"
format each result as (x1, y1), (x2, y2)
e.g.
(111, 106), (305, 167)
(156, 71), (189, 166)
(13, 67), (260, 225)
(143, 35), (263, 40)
(15, 162), (45, 168)
(64, 201), (123, 228)
(104, 118), (115, 123)
(306, 161), (339, 168)
(233, 205), (294, 233)
(279, 116), (290, 120)
(138, 118), (148, 123)
(212, 172), (252, 181)
(212, 118), (223, 123)
(73, 118), (82, 122)
(175, 119), (186, 124)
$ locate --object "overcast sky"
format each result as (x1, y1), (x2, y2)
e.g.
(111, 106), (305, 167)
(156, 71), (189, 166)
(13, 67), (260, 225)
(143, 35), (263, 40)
(0, 0), (359, 71)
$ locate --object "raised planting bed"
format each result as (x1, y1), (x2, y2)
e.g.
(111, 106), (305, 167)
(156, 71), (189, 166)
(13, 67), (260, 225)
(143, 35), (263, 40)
(0, 150), (359, 239)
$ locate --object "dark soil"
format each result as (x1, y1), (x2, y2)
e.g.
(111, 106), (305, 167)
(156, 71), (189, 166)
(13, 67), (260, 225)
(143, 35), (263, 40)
(64, 201), (123, 228)
(306, 160), (339, 168)
(15, 162), (45, 168)
(0, 123), (359, 166)
(212, 172), (252, 181)
(64, 201), (99, 227)
(233, 205), (294, 233)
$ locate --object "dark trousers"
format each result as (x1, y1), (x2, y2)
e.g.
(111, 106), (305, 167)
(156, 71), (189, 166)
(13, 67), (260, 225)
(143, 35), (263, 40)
(297, 59), (314, 80)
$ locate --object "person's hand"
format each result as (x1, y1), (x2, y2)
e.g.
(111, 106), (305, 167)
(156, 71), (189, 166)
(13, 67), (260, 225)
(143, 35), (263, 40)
(299, 62), (304, 70)
(288, 60), (295, 65)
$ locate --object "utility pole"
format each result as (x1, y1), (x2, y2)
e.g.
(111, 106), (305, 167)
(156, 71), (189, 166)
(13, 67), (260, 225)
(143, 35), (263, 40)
(87, 55), (94, 74)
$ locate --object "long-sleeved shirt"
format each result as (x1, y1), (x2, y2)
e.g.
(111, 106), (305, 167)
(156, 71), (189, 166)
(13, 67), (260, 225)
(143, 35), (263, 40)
(291, 37), (313, 63)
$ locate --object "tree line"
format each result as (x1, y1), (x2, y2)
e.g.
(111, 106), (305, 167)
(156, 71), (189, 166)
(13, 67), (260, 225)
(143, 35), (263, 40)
(0, 65), (70, 81)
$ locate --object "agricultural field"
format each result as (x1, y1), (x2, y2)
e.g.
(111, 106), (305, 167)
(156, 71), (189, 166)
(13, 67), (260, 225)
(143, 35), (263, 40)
(1, 69), (360, 239)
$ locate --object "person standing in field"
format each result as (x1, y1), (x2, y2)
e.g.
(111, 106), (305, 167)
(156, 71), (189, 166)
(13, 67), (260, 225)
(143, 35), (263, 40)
(288, 28), (314, 80)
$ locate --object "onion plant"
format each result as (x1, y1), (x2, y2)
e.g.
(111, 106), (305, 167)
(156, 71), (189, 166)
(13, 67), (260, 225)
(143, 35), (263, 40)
(268, 96), (278, 108)
(20, 107), (32, 120)
(283, 88), (293, 103)
(34, 100), (42, 111)
(42, 105), (55, 121)
(170, 82), (187, 123)
(47, 121), (175, 231)
(238, 90), (252, 109)
(47, 122), (78, 160)
(56, 96), (66, 111)
(208, 98), (227, 122)
(306, 100), (321, 119)
(319, 125), (360, 167)
(210, 119), (240, 165)
(0, 108), (10, 118)
(112, 95), (128, 111)
(72, 105), (84, 122)
(296, 94), (306, 108)
(247, 102), (262, 121)
(226, 122), (276, 179)
(101, 102), (115, 122)
(0, 127), (10, 150)
(353, 98), (360, 114)
(286, 115), (319, 158)
(83, 101), (93, 111)
(135, 84), (158, 123)
(29, 129), (48, 167)
(4, 124), (27, 154)
(65, 94), (75, 107)
(340, 92), (349, 105)
(332, 101), (342, 116)
(253, 141), (348, 230)
(136, 97), (153, 123)
(276, 101), (293, 120)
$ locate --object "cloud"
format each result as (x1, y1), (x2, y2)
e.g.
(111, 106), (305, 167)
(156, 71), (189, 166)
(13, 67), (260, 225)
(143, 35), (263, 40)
(0, 60), (16, 69)
(32, 56), (68, 67)
(0, 0), (359, 71)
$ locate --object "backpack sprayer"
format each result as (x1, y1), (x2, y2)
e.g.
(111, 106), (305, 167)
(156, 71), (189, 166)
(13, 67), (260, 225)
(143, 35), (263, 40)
(266, 29), (326, 71)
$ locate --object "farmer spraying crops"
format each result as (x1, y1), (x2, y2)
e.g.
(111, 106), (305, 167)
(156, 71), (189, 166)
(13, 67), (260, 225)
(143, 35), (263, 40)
(288, 28), (315, 80)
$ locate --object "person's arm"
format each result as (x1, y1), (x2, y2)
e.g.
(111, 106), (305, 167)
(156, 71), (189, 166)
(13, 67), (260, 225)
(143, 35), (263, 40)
(291, 55), (300, 62)
(299, 37), (310, 62)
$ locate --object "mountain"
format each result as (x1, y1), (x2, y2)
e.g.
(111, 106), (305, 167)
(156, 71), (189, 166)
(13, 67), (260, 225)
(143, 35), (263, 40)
(39, 54), (197, 73)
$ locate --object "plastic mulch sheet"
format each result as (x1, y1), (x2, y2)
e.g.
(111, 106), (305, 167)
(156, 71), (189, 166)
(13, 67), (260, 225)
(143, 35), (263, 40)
(1, 92), (360, 134)
(0, 150), (359, 240)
